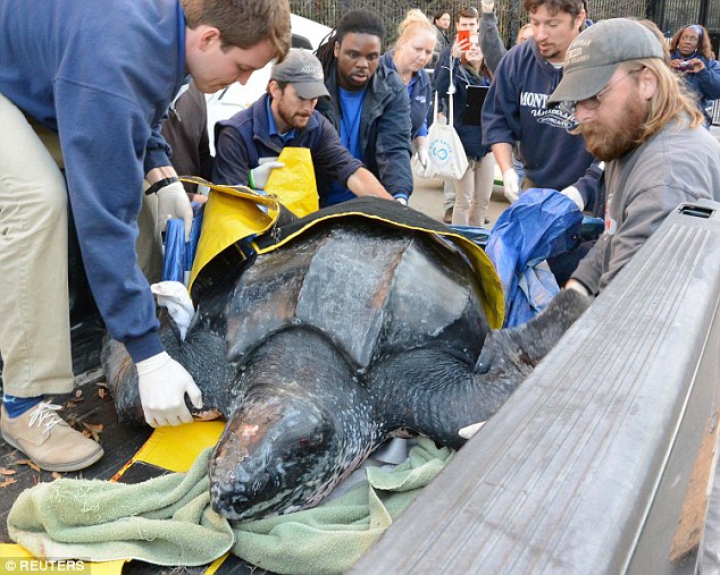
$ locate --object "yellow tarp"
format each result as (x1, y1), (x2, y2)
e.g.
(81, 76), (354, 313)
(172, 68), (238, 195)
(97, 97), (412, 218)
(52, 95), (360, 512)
(264, 147), (319, 218)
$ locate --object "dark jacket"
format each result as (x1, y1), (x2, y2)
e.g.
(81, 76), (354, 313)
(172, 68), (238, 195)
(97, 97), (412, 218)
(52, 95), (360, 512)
(670, 51), (720, 126)
(212, 94), (363, 206)
(380, 51), (433, 140)
(162, 82), (214, 194)
(316, 64), (413, 199)
(482, 39), (601, 208)
(435, 58), (491, 160)
(429, 25), (450, 69)
(0, 0), (188, 362)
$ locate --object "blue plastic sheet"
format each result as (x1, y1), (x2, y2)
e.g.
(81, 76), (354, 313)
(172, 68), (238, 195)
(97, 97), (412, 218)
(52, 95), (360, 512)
(485, 188), (583, 328)
(162, 203), (205, 284)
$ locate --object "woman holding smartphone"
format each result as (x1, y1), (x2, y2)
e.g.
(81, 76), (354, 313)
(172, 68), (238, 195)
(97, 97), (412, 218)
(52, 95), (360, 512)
(434, 34), (494, 227)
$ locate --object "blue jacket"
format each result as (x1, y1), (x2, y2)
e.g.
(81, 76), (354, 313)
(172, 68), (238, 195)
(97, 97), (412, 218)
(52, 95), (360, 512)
(380, 51), (432, 140)
(482, 39), (601, 209)
(435, 58), (491, 160)
(316, 64), (413, 199)
(213, 94), (363, 206)
(0, 0), (187, 362)
(670, 52), (720, 126)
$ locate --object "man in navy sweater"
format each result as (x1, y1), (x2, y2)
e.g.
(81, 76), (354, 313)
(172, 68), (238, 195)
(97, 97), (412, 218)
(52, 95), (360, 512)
(213, 49), (391, 205)
(482, 0), (602, 212)
(0, 0), (290, 472)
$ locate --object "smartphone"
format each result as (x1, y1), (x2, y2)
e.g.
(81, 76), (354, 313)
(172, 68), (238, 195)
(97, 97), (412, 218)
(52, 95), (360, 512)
(458, 29), (470, 50)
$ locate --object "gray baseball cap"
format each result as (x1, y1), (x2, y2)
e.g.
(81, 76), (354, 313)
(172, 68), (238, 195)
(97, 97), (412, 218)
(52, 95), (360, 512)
(270, 48), (329, 100)
(548, 18), (664, 106)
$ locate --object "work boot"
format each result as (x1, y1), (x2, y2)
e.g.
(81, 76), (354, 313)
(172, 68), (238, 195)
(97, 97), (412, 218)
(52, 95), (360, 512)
(443, 207), (453, 224)
(1, 403), (104, 472)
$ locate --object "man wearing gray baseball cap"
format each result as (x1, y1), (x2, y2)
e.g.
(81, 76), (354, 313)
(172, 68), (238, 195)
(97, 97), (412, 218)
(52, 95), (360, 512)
(212, 48), (392, 206)
(547, 18), (720, 297)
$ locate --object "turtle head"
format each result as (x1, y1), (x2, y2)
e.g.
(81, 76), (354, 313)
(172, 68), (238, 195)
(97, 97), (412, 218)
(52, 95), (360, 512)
(209, 390), (341, 521)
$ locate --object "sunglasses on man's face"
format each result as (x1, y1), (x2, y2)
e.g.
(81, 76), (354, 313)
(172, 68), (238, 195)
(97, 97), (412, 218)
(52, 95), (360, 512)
(558, 69), (642, 117)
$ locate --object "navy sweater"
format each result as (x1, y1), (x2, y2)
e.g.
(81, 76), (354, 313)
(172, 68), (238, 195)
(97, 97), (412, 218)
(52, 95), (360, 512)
(482, 39), (601, 207)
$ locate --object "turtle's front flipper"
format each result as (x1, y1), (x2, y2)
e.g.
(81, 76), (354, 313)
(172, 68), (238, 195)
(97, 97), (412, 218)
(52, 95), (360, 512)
(368, 290), (590, 450)
(475, 288), (590, 376)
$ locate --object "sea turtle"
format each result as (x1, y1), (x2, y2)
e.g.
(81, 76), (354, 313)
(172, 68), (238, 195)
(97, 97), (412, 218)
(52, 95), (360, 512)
(102, 211), (588, 522)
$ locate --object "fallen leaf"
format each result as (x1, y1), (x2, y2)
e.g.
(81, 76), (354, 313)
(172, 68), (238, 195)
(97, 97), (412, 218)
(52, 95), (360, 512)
(15, 459), (41, 472)
(52, 472), (62, 480)
(0, 478), (17, 488)
(0, 467), (17, 476)
(82, 422), (104, 442)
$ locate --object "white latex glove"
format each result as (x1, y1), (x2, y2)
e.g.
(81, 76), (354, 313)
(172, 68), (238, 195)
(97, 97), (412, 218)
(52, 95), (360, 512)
(481, 0), (495, 13)
(565, 280), (590, 298)
(416, 146), (430, 169)
(249, 161), (285, 189)
(502, 168), (520, 203)
(560, 185), (585, 211)
(156, 180), (193, 241)
(136, 352), (203, 427)
(459, 421), (486, 439)
(394, 195), (409, 206)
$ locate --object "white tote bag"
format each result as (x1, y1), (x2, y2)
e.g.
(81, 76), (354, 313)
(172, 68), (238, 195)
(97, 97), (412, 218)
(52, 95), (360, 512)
(422, 87), (468, 181)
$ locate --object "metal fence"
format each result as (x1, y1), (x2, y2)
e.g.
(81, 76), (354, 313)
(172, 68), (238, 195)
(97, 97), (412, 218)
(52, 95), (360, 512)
(290, 0), (648, 48)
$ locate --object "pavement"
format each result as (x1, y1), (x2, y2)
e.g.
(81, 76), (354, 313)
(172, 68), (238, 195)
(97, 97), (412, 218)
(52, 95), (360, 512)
(408, 170), (510, 228)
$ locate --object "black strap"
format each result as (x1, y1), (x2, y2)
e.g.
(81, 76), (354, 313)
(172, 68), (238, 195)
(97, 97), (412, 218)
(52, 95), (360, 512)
(144, 176), (179, 196)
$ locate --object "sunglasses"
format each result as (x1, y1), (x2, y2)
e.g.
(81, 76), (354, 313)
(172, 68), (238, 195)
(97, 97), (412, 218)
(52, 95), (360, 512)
(558, 68), (642, 117)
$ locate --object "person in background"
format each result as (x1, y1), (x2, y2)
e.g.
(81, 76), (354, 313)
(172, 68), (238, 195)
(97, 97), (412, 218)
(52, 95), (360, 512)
(315, 9), (413, 206)
(212, 49), (391, 205)
(668, 24), (720, 127)
(429, 9), (452, 69)
(434, 6), (480, 223)
(547, 18), (720, 296)
(0, 0), (290, 472)
(480, 0), (534, 74)
(482, 0), (601, 212)
(380, 10), (436, 175)
(161, 81), (213, 203)
(435, 34), (494, 227)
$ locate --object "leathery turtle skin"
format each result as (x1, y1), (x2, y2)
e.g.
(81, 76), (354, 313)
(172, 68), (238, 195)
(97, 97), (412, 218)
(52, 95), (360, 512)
(102, 219), (589, 522)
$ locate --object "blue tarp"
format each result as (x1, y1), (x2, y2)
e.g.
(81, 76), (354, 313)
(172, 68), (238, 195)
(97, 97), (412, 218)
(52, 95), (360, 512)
(162, 203), (205, 284)
(485, 188), (584, 327)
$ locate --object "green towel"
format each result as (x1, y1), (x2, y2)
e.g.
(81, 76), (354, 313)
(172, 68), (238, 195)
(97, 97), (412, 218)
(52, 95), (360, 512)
(8, 438), (453, 574)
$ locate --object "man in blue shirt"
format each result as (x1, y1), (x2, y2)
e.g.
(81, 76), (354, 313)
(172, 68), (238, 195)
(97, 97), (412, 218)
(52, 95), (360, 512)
(213, 49), (392, 206)
(315, 10), (413, 205)
(0, 0), (290, 472)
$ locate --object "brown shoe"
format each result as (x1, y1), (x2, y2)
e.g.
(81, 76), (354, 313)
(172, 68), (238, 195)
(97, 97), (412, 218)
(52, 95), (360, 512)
(1, 403), (104, 472)
(443, 207), (453, 224)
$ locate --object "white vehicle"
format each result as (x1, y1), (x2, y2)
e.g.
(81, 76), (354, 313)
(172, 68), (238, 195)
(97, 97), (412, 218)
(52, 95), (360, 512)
(206, 14), (332, 153)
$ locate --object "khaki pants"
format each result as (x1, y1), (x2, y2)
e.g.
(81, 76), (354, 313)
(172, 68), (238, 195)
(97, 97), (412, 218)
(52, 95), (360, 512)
(0, 93), (73, 396)
(0, 94), (162, 397)
(451, 153), (495, 227)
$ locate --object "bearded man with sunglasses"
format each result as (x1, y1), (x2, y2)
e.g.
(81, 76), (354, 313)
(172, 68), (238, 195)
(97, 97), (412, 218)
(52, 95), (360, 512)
(547, 18), (720, 297)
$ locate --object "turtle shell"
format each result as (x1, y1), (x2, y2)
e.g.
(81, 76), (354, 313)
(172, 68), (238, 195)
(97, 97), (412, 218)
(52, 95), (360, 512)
(225, 220), (490, 372)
